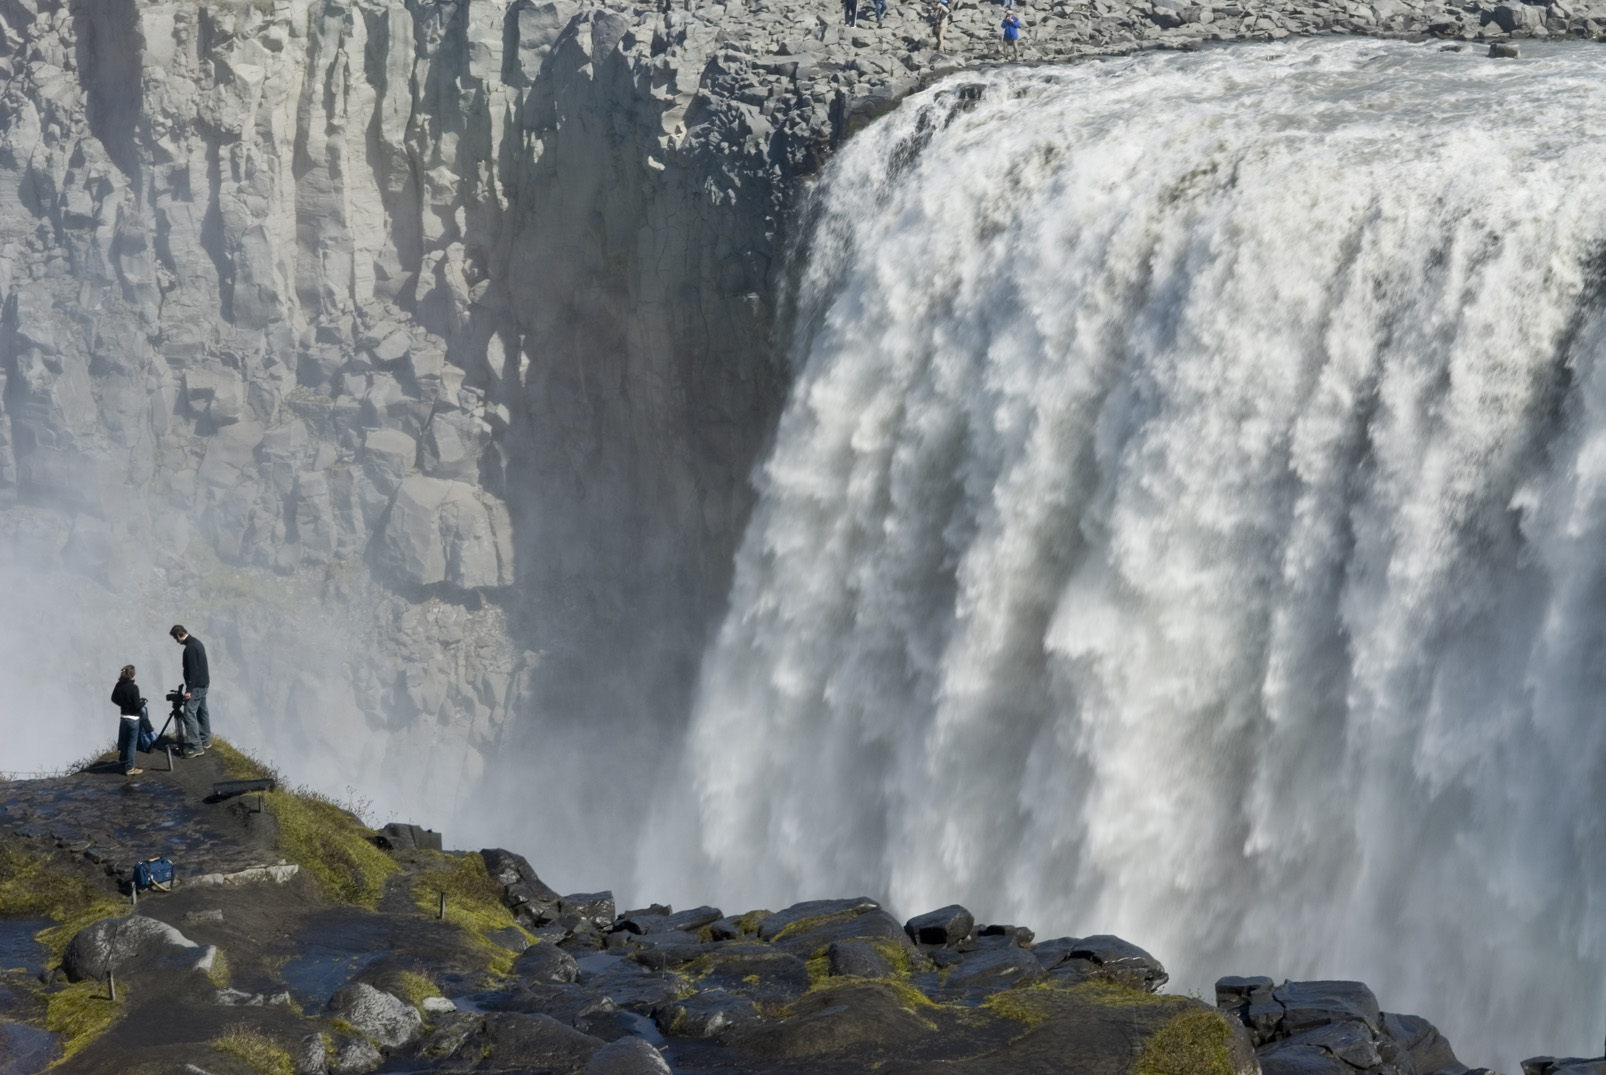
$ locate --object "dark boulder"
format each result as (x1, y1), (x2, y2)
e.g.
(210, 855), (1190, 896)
(904, 905), (974, 947)
(709, 916), (750, 941)
(1070, 935), (1168, 991)
(417, 1011), (483, 1061)
(1217, 975), (1283, 1045)
(1149, 0), (1190, 26)
(1048, 956), (1101, 985)
(725, 983), (932, 1060)
(827, 939), (892, 979)
(561, 930), (605, 955)
(560, 892), (617, 931)
(661, 906), (724, 934)
(773, 908), (908, 955)
(1031, 936), (1084, 970)
(514, 943), (581, 984)
(936, 945), (1044, 999)
(479, 981), (603, 1023)
(1262, 1022), (1381, 1071)
(326, 983), (423, 1048)
(758, 897), (879, 940)
(1383, 1011), (1462, 1073)
(62, 915), (211, 983)
(482, 1011), (605, 1071)
(332, 1035), (382, 1073)
(975, 923), (1035, 947)
(632, 940), (709, 970)
(1273, 980), (1381, 1036)
(375, 823), (441, 851)
(292, 1032), (326, 1074)
(483, 848), (563, 926)
(615, 913), (668, 936)
(1258, 1039), (1363, 1075)
(584, 1037), (673, 1075)
(1522, 1059), (1606, 1075)
(692, 945), (812, 1005)
(654, 989), (761, 1039)
(482, 848), (561, 901)
(632, 930), (703, 949)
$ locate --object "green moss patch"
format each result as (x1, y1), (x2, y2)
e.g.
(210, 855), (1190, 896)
(984, 979), (1194, 1033)
(800, 941), (934, 1015)
(1070, 978), (1190, 1010)
(212, 1022), (294, 1075)
(409, 852), (531, 975)
(46, 980), (124, 1060)
(802, 973), (935, 1014)
(981, 981), (1080, 1027)
(392, 969), (441, 1012)
(0, 843), (105, 920)
(771, 910), (861, 943)
(1136, 1007), (1235, 1075)
(210, 739), (276, 782)
(263, 788), (397, 908)
(206, 948), (231, 989)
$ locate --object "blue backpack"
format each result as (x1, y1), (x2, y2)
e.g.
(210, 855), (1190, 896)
(135, 858), (174, 892)
(136, 709), (158, 753)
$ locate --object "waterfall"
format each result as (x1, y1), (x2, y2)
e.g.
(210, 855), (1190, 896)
(652, 40), (1606, 1067)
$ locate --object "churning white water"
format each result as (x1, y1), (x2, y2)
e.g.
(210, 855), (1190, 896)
(651, 40), (1606, 1067)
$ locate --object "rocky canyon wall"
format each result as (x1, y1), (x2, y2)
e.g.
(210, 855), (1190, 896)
(0, 0), (824, 867)
(3, 0), (1602, 881)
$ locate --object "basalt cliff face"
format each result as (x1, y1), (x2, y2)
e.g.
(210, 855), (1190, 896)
(3, 0), (1603, 850)
(0, 0), (819, 832)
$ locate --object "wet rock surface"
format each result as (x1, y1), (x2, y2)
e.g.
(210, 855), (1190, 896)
(1217, 976), (1501, 1075)
(0, 754), (1516, 1075)
(0, 753), (282, 888)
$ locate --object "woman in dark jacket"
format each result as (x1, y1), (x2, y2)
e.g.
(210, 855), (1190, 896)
(110, 665), (145, 776)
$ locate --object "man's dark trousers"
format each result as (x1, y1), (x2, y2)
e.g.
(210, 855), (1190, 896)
(182, 687), (211, 750)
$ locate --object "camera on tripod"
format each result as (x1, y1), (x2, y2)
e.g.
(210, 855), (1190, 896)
(165, 687), (186, 711)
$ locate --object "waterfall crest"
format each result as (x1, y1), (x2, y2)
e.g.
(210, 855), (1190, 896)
(658, 41), (1606, 1064)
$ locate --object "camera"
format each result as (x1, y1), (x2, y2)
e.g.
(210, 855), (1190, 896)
(165, 687), (186, 709)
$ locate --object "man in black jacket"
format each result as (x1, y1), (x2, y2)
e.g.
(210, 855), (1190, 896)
(170, 625), (212, 758)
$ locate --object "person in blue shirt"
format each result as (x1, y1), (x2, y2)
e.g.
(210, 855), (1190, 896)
(1001, 11), (1022, 58)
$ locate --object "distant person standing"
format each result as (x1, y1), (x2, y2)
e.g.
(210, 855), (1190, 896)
(844, 0), (859, 26)
(1001, 11), (1022, 58)
(873, 0), (887, 24)
(170, 625), (211, 758)
(110, 665), (144, 776)
(932, 0), (951, 49)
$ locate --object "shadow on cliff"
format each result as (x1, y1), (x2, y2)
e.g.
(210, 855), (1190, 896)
(429, 0), (795, 880)
(72, 0), (144, 191)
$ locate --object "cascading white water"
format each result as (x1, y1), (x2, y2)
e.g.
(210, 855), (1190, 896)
(648, 40), (1606, 1068)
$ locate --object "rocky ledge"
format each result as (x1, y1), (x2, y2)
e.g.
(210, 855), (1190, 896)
(0, 742), (1546, 1075)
